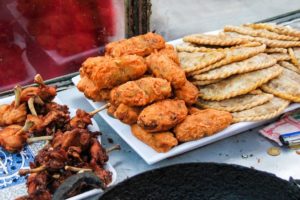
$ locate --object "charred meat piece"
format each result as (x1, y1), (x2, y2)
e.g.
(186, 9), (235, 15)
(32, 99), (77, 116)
(110, 77), (171, 106)
(138, 99), (188, 132)
(174, 109), (233, 142)
(105, 32), (165, 57)
(131, 124), (178, 152)
(68, 109), (92, 129)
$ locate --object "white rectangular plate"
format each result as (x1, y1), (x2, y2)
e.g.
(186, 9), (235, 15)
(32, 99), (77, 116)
(72, 75), (300, 165)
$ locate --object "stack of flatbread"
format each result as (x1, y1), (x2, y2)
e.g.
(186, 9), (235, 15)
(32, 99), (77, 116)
(176, 23), (300, 123)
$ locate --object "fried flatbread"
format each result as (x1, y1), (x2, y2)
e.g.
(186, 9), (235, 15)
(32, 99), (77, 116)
(269, 53), (290, 62)
(191, 79), (222, 86)
(176, 43), (214, 53)
(189, 44), (266, 75)
(265, 48), (287, 54)
(183, 34), (247, 46)
(192, 53), (276, 80)
(197, 91), (273, 112)
(261, 67), (300, 102)
(279, 61), (300, 74)
(244, 23), (300, 38)
(198, 65), (282, 100)
(178, 51), (225, 72)
(288, 48), (300, 68)
(225, 31), (300, 48)
(224, 25), (299, 41)
(232, 97), (290, 122)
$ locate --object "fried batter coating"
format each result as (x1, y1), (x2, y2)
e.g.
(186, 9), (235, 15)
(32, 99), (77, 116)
(158, 44), (180, 65)
(113, 104), (141, 125)
(80, 54), (147, 89)
(0, 102), (27, 126)
(105, 32), (165, 57)
(138, 99), (188, 132)
(146, 53), (187, 88)
(175, 81), (199, 105)
(0, 125), (27, 152)
(110, 77), (171, 106)
(174, 109), (233, 142)
(131, 124), (178, 152)
(77, 76), (110, 101)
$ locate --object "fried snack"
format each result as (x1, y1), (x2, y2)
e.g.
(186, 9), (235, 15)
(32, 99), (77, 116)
(146, 53), (186, 88)
(197, 92), (273, 112)
(224, 25), (299, 41)
(198, 65), (282, 100)
(80, 54), (147, 89)
(244, 23), (300, 38)
(189, 44), (266, 75)
(138, 99), (188, 132)
(110, 77), (172, 106)
(105, 32), (165, 57)
(158, 44), (180, 65)
(174, 81), (199, 105)
(288, 48), (300, 68)
(191, 79), (222, 86)
(176, 42), (214, 53)
(232, 97), (290, 122)
(265, 48), (287, 54)
(0, 125), (26, 152)
(193, 53), (276, 80)
(225, 31), (300, 48)
(261, 67), (300, 102)
(279, 61), (300, 74)
(269, 53), (290, 62)
(131, 124), (178, 153)
(77, 76), (110, 101)
(113, 104), (141, 125)
(183, 34), (247, 46)
(174, 109), (232, 142)
(178, 51), (225, 73)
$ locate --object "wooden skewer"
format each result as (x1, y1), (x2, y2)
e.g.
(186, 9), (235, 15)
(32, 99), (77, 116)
(19, 165), (46, 176)
(106, 144), (121, 154)
(28, 97), (37, 116)
(64, 166), (92, 173)
(27, 136), (53, 144)
(14, 85), (22, 107)
(89, 103), (111, 116)
(34, 74), (45, 86)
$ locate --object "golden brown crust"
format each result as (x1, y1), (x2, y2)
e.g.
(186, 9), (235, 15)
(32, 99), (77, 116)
(288, 48), (300, 68)
(174, 81), (199, 105)
(279, 61), (300, 74)
(174, 109), (232, 142)
(176, 43), (215, 53)
(183, 34), (247, 46)
(191, 79), (222, 86)
(77, 76), (110, 101)
(265, 48), (287, 54)
(137, 99), (188, 132)
(113, 104), (141, 125)
(269, 53), (290, 62)
(131, 124), (178, 153)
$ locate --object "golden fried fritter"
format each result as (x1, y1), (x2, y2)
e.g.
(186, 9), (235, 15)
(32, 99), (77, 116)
(158, 44), (180, 65)
(138, 99), (188, 132)
(174, 109), (233, 142)
(146, 53), (187, 88)
(131, 124), (178, 152)
(113, 104), (141, 125)
(77, 76), (110, 101)
(0, 102), (27, 126)
(105, 32), (165, 57)
(110, 77), (172, 106)
(80, 54), (147, 89)
(175, 81), (199, 105)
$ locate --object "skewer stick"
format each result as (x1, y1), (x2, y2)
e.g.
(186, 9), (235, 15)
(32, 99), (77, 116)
(27, 136), (53, 144)
(16, 120), (34, 136)
(106, 144), (121, 154)
(14, 85), (22, 107)
(28, 97), (37, 116)
(89, 103), (111, 116)
(34, 74), (45, 86)
(64, 166), (92, 173)
(19, 165), (46, 176)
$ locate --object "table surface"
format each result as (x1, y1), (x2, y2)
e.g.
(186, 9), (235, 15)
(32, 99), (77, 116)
(58, 86), (300, 185)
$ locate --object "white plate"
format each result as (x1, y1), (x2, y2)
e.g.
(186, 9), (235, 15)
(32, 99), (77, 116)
(0, 95), (116, 200)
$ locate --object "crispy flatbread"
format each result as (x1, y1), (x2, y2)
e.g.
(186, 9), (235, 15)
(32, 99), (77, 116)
(279, 61), (300, 74)
(225, 31), (300, 48)
(197, 91), (273, 112)
(192, 53), (276, 80)
(269, 53), (290, 62)
(224, 25), (299, 41)
(244, 23), (300, 38)
(198, 65), (282, 101)
(288, 48), (300, 69)
(183, 34), (247, 46)
(191, 79), (222, 86)
(189, 44), (266, 75)
(261, 67), (300, 102)
(265, 48), (287, 54)
(176, 43), (214, 53)
(178, 51), (225, 72)
(232, 97), (290, 122)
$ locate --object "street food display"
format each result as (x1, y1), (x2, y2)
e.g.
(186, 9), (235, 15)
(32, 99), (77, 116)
(0, 75), (114, 200)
